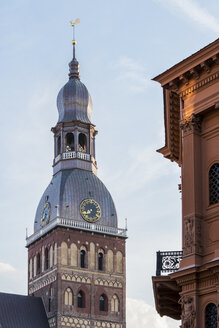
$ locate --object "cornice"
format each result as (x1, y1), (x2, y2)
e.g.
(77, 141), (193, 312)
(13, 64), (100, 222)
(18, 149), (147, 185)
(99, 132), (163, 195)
(153, 39), (219, 86)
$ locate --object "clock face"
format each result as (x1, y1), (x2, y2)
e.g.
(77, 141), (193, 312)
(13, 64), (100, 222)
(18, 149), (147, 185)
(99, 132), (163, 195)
(80, 199), (101, 223)
(41, 202), (51, 225)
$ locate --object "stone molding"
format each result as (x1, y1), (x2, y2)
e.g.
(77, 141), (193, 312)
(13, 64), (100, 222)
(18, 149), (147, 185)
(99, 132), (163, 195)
(180, 114), (202, 135)
(179, 295), (196, 328)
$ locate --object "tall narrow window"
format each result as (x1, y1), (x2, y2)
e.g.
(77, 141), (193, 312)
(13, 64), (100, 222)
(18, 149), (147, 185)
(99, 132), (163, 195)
(78, 133), (86, 152)
(65, 133), (74, 152)
(64, 288), (73, 306)
(99, 294), (108, 312)
(36, 253), (41, 275)
(48, 298), (51, 312)
(209, 163), (219, 205)
(77, 291), (85, 308)
(44, 248), (49, 270)
(205, 303), (217, 328)
(57, 136), (61, 155)
(98, 252), (103, 271)
(80, 250), (86, 268)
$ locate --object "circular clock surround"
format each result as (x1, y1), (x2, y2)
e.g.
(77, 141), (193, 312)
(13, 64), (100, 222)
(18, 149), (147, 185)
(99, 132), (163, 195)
(80, 198), (101, 223)
(41, 202), (51, 225)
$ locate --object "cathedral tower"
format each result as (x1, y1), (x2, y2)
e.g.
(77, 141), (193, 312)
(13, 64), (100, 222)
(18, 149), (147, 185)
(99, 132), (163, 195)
(26, 27), (127, 328)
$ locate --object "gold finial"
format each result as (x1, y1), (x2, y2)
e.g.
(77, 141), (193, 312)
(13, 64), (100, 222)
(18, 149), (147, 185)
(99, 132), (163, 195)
(70, 18), (80, 58)
(70, 18), (80, 27)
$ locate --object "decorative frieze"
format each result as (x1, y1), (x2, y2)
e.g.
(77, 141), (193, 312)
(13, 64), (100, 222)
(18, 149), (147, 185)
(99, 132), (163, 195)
(180, 71), (219, 98)
(60, 316), (122, 328)
(94, 278), (122, 288)
(61, 316), (90, 327)
(29, 272), (57, 294)
(94, 321), (122, 328)
(180, 114), (202, 135)
(61, 273), (91, 284)
(179, 295), (196, 328)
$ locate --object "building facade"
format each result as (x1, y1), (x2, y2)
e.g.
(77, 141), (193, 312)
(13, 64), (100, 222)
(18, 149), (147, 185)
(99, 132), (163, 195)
(152, 39), (219, 327)
(26, 46), (127, 328)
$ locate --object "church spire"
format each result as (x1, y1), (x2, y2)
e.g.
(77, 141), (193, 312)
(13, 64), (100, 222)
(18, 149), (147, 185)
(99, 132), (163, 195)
(69, 19), (80, 79)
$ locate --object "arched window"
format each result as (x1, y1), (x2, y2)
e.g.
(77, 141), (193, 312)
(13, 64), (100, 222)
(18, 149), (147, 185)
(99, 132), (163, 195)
(77, 291), (85, 308)
(78, 133), (86, 153)
(65, 133), (74, 152)
(44, 248), (49, 270)
(80, 250), (86, 268)
(98, 252), (103, 271)
(111, 295), (119, 312)
(57, 136), (61, 155)
(205, 303), (217, 328)
(36, 253), (41, 275)
(64, 288), (73, 306)
(99, 294), (108, 312)
(209, 163), (219, 205)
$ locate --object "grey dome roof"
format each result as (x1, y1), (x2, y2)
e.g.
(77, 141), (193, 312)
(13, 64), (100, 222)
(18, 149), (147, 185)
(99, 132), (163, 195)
(34, 169), (117, 232)
(57, 59), (92, 123)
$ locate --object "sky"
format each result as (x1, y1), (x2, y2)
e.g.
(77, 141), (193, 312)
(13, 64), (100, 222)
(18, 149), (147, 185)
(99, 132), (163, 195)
(0, 0), (218, 327)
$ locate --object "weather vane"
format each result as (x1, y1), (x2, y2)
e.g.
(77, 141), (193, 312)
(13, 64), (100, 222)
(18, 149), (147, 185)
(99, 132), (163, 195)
(70, 18), (80, 59)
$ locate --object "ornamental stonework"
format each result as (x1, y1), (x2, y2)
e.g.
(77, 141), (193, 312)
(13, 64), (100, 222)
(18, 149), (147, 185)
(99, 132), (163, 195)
(61, 273), (91, 284)
(180, 114), (202, 135)
(94, 321), (122, 328)
(29, 272), (56, 294)
(168, 90), (180, 162)
(60, 317), (122, 328)
(94, 278), (122, 288)
(180, 71), (219, 98)
(61, 316), (90, 327)
(184, 216), (202, 256)
(49, 317), (56, 328)
(179, 295), (196, 328)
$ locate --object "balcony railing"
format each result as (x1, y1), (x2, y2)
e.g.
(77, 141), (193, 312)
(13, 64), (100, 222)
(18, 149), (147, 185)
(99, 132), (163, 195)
(26, 217), (127, 246)
(156, 251), (183, 276)
(54, 151), (90, 163)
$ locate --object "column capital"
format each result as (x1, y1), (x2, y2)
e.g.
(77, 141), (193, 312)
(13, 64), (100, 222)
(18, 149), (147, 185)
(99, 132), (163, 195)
(180, 114), (202, 135)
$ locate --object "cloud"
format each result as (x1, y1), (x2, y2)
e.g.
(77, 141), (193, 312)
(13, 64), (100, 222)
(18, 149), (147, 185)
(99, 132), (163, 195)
(112, 56), (152, 93)
(127, 298), (179, 328)
(103, 143), (178, 198)
(0, 262), (16, 274)
(157, 0), (219, 34)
